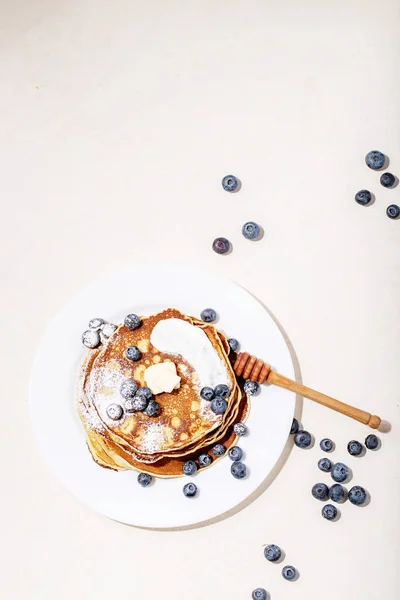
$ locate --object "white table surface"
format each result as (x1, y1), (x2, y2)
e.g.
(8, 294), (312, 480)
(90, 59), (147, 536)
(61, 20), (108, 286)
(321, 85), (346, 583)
(1, 1), (399, 599)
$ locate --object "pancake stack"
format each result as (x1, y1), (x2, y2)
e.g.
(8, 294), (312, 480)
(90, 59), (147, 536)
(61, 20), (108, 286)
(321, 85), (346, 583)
(78, 308), (248, 477)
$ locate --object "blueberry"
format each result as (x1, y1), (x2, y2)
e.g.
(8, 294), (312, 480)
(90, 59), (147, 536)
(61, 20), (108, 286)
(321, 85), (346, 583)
(212, 237), (231, 254)
(365, 434), (379, 450)
(290, 418), (299, 434)
(198, 453), (212, 467)
(329, 484), (345, 503)
(129, 394), (149, 412)
(120, 379), (139, 400)
(355, 190), (372, 206)
(320, 438), (334, 452)
(242, 221), (260, 240)
(125, 346), (141, 361)
(387, 204), (400, 219)
(200, 386), (215, 401)
(210, 396), (228, 415)
(228, 446), (243, 462)
(294, 430), (312, 448)
(101, 323), (117, 338)
(243, 380), (259, 396)
(282, 566), (296, 581)
(231, 461), (247, 479)
(137, 473), (152, 487)
(252, 588), (267, 600)
(143, 399), (160, 417)
(322, 504), (337, 520)
(88, 318), (105, 330)
(212, 444), (226, 457)
(312, 483), (329, 501)
(347, 440), (363, 456)
(106, 403), (123, 420)
(228, 338), (239, 352)
(365, 150), (385, 170)
(214, 383), (229, 399)
(348, 485), (367, 505)
(222, 174), (239, 192)
(331, 462), (349, 483)
(82, 329), (100, 349)
(234, 422), (247, 437)
(380, 172), (395, 188)
(263, 544), (281, 562)
(182, 460), (197, 476)
(124, 313), (141, 330)
(201, 308), (217, 323)
(136, 387), (152, 401)
(183, 482), (198, 497)
(318, 458), (332, 473)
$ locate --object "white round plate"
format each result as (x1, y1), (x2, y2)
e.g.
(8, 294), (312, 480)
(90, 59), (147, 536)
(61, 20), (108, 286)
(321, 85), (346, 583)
(30, 265), (295, 529)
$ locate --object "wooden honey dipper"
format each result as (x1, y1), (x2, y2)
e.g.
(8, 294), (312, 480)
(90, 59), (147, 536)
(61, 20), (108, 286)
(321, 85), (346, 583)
(234, 352), (381, 429)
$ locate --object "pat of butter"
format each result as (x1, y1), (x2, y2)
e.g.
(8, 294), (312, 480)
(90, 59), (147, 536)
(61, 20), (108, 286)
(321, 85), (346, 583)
(144, 361), (181, 395)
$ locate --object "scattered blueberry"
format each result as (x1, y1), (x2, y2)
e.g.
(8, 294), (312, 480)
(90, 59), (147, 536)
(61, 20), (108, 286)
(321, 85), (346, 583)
(198, 453), (212, 467)
(228, 446), (243, 462)
(201, 308), (217, 323)
(210, 396), (228, 415)
(380, 172), (395, 188)
(347, 440), (363, 456)
(252, 588), (267, 600)
(137, 473), (152, 487)
(282, 566), (297, 581)
(365, 150), (385, 170)
(290, 418), (299, 434)
(231, 461), (247, 479)
(222, 174), (239, 192)
(124, 313), (141, 330)
(365, 434), (379, 450)
(348, 485), (367, 505)
(120, 379), (138, 400)
(228, 338), (239, 352)
(243, 380), (259, 396)
(89, 317), (105, 330)
(387, 204), (400, 219)
(242, 221), (260, 240)
(200, 386), (215, 401)
(135, 387), (152, 401)
(312, 483), (330, 501)
(294, 430), (312, 449)
(130, 394), (149, 412)
(183, 482), (198, 498)
(320, 438), (334, 452)
(82, 329), (100, 349)
(182, 460), (197, 476)
(318, 458), (332, 473)
(329, 484), (345, 503)
(106, 403), (123, 420)
(214, 383), (229, 399)
(331, 462), (349, 483)
(101, 323), (117, 338)
(125, 346), (141, 361)
(354, 189), (372, 206)
(212, 237), (231, 254)
(212, 444), (226, 457)
(264, 544), (281, 562)
(322, 504), (337, 520)
(234, 422), (247, 437)
(143, 399), (160, 417)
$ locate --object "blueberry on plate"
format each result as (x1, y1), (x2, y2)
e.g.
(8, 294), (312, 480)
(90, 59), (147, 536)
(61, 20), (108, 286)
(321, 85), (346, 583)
(252, 588), (267, 600)
(198, 453), (212, 467)
(365, 150), (385, 170)
(214, 383), (229, 399)
(143, 399), (160, 417)
(183, 482), (198, 498)
(124, 313), (141, 330)
(242, 221), (260, 240)
(329, 484), (345, 503)
(212, 444), (226, 457)
(136, 387), (152, 401)
(263, 544), (281, 562)
(210, 396), (228, 415)
(312, 483), (330, 501)
(228, 446), (243, 462)
(234, 422), (247, 437)
(125, 346), (141, 361)
(222, 174), (239, 192)
(231, 461), (247, 479)
(89, 317), (105, 330)
(380, 172), (395, 188)
(290, 418), (299, 434)
(106, 403), (123, 420)
(331, 462), (349, 483)
(120, 379), (139, 400)
(348, 485), (367, 505)
(243, 380), (259, 396)
(182, 460), (197, 476)
(227, 338), (239, 352)
(365, 434), (379, 450)
(282, 565), (297, 581)
(318, 458), (332, 472)
(201, 308), (217, 323)
(322, 504), (337, 520)
(387, 204), (400, 219)
(355, 190), (372, 206)
(212, 237), (231, 254)
(294, 430), (312, 448)
(320, 438), (334, 452)
(347, 440), (363, 456)
(82, 329), (101, 349)
(200, 386), (215, 401)
(137, 473), (152, 487)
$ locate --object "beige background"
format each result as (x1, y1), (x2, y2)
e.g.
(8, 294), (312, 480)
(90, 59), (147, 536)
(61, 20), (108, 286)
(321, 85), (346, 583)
(1, 1), (399, 598)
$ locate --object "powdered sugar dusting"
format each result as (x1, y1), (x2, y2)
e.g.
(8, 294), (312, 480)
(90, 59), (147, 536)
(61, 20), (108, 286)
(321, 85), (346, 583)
(139, 421), (166, 454)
